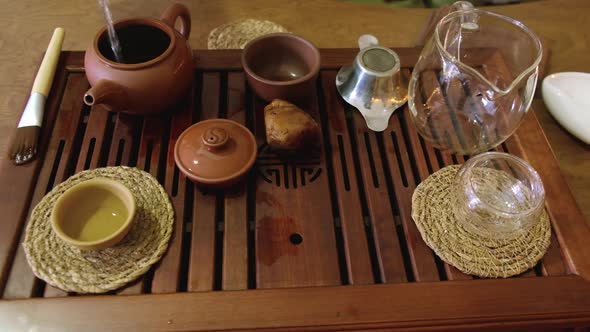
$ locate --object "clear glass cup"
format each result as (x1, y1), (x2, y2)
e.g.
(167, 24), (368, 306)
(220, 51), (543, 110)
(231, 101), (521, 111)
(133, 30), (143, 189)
(408, 1), (543, 155)
(452, 152), (545, 240)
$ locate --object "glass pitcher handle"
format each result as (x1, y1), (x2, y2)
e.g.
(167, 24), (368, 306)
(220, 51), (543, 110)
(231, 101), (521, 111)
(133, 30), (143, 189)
(452, 1), (475, 12)
(451, 1), (479, 30)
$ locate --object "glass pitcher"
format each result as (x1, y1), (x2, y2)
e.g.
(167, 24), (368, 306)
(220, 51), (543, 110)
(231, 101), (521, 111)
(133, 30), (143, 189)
(408, 1), (542, 155)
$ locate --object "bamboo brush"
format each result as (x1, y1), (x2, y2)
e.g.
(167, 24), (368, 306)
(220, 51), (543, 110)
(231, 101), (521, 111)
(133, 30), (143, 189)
(9, 27), (65, 165)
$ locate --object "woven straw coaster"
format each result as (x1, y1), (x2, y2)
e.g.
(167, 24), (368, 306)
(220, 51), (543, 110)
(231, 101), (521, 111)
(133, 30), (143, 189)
(23, 166), (174, 293)
(208, 18), (288, 49)
(411, 165), (551, 278)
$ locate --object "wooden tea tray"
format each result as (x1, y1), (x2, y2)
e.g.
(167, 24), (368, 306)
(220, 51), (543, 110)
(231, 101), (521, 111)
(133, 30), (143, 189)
(1, 48), (590, 331)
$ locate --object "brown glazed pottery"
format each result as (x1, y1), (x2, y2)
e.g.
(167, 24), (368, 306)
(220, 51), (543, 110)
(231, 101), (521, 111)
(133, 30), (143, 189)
(174, 119), (257, 189)
(84, 3), (193, 114)
(242, 33), (320, 102)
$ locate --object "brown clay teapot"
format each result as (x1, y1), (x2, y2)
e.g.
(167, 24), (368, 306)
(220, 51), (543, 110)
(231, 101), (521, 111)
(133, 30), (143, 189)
(84, 3), (193, 114)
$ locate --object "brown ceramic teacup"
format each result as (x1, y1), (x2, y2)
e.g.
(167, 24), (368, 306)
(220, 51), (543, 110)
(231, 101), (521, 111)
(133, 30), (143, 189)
(242, 33), (320, 102)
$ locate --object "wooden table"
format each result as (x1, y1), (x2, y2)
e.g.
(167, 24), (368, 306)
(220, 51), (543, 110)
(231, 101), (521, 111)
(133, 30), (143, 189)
(1, 1), (590, 331)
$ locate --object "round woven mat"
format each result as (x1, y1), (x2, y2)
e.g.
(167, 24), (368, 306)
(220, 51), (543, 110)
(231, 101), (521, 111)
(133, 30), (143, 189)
(23, 166), (174, 293)
(411, 165), (551, 278)
(208, 18), (288, 49)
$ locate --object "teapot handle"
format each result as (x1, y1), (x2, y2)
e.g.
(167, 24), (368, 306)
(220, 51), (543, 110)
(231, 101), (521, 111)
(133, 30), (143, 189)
(161, 3), (191, 39)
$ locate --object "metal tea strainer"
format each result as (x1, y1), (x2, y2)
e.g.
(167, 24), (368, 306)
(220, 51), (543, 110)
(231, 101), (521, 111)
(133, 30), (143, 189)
(336, 35), (408, 132)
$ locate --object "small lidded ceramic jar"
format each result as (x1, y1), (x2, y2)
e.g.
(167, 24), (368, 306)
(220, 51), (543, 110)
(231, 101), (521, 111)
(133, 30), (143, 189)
(174, 119), (257, 188)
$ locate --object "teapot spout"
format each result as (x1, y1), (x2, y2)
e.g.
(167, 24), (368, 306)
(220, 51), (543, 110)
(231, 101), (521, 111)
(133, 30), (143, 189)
(84, 80), (128, 111)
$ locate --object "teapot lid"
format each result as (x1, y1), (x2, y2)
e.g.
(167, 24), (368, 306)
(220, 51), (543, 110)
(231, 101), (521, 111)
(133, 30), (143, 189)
(174, 119), (257, 185)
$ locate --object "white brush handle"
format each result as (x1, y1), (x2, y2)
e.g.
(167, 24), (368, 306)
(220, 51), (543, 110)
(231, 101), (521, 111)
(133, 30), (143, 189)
(32, 27), (65, 97)
(18, 28), (65, 128)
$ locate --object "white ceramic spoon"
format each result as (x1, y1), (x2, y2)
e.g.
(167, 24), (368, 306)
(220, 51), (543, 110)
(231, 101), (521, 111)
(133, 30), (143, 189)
(542, 72), (590, 144)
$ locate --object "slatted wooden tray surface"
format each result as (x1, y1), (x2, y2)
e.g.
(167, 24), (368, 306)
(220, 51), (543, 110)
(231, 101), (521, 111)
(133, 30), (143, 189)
(1, 48), (590, 331)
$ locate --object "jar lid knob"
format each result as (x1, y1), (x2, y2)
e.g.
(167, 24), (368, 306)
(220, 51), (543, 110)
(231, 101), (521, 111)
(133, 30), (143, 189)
(202, 127), (229, 149)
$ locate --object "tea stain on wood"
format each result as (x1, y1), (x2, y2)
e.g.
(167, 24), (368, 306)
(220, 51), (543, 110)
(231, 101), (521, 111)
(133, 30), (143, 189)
(257, 216), (299, 266)
(254, 88), (341, 289)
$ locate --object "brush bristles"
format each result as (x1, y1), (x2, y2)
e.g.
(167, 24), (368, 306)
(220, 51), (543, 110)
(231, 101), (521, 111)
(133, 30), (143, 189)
(9, 126), (40, 165)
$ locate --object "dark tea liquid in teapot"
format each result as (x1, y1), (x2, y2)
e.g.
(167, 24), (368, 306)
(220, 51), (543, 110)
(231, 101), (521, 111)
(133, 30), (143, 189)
(98, 25), (171, 64)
